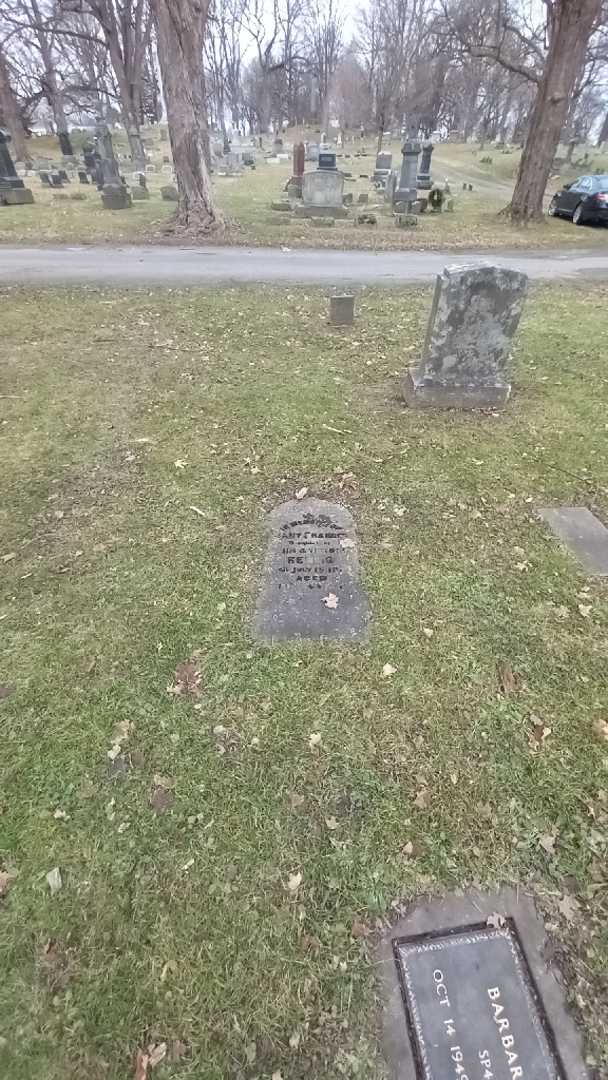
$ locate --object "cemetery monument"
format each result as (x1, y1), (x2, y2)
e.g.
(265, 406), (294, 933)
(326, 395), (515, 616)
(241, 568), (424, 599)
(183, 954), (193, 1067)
(417, 140), (434, 189)
(402, 263), (529, 410)
(395, 140), (420, 206)
(254, 498), (369, 642)
(95, 122), (131, 210)
(0, 129), (34, 206)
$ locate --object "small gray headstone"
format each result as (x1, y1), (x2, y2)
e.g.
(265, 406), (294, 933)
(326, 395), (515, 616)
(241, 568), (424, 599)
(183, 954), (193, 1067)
(538, 507), (608, 576)
(330, 295), (355, 325)
(402, 263), (528, 410)
(254, 498), (369, 642)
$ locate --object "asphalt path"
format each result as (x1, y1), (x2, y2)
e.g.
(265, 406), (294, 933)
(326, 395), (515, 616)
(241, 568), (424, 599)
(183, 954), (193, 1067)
(2, 244), (608, 287)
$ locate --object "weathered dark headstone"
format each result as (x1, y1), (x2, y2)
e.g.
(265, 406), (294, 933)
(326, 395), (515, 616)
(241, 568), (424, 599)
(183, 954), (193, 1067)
(161, 184), (178, 201)
(538, 507), (608, 576)
(318, 150), (337, 171)
(254, 498), (369, 642)
(96, 121), (131, 209)
(380, 889), (587, 1080)
(395, 140), (420, 204)
(78, 170), (90, 184)
(384, 170), (397, 203)
(417, 140), (434, 189)
(402, 263), (528, 410)
(286, 142), (305, 198)
(0, 128), (34, 205)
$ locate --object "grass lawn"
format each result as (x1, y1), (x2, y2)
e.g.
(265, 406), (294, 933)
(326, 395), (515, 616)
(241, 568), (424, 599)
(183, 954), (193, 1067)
(1, 134), (607, 250)
(1, 282), (607, 1079)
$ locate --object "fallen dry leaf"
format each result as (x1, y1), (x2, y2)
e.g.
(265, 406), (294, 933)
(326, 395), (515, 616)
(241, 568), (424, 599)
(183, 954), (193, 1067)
(381, 663), (397, 678)
(288, 1031), (301, 1050)
(539, 834), (557, 856)
(174, 459), (188, 470)
(558, 893), (580, 923)
(325, 816), (339, 831)
(401, 841), (414, 858)
(0, 870), (14, 898)
(295, 487), (308, 500)
(414, 788), (430, 810)
(422, 627), (434, 639)
(150, 783), (174, 815)
(496, 661), (519, 695)
(46, 867), (63, 895)
(148, 1042), (167, 1068)
(287, 871), (302, 893)
(308, 732), (322, 749)
(592, 718), (608, 742)
(487, 912), (506, 929)
(578, 604), (592, 619)
(134, 1049), (149, 1080)
(322, 592), (339, 609)
(167, 658), (202, 698)
(351, 919), (369, 938)
(528, 722), (552, 752)
(107, 719), (131, 760)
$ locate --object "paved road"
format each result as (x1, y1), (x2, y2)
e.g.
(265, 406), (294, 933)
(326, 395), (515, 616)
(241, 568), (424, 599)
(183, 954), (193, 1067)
(2, 244), (608, 287)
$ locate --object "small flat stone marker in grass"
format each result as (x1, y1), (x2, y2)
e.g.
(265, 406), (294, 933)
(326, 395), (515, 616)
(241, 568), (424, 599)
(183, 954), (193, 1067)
(254, 498), (369, 642)
(379, 889), (587, 1080)
(538, 507), (608, 576)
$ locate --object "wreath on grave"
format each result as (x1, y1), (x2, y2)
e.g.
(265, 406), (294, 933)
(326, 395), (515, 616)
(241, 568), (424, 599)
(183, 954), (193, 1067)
(428, 187), (444, 211)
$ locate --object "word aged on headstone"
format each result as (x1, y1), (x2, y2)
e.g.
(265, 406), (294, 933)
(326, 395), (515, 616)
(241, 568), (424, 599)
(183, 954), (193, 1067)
(253, 498), (369, 642)
(393, 923), (564, 1080)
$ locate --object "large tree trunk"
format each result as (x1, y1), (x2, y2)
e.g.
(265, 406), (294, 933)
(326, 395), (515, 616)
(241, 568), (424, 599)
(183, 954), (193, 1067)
(29, 0), (74, 156)
(101, 19), (148, 172)
(505, 0), (601, 222)
(0, 45), (30, 164)
(151, 0), (222, 233)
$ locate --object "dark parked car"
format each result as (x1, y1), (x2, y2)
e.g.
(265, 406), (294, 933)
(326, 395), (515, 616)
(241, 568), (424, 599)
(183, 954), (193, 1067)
(548, 175), (608, 225)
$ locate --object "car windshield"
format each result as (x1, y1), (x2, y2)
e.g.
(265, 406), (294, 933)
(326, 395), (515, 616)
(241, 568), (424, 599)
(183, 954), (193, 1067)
(592, 176), (608, 190)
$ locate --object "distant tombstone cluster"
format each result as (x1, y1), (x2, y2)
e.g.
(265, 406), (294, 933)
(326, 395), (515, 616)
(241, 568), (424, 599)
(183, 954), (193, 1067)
(269, 134), (457, 229)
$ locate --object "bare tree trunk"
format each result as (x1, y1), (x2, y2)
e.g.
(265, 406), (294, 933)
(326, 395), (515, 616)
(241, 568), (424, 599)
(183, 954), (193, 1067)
(29, 0), (74, 156)
(0, 45), (31, 164)
(597, 109), (608, 147)
(505, 0), (601, 222)
(151, 0), (222, 233)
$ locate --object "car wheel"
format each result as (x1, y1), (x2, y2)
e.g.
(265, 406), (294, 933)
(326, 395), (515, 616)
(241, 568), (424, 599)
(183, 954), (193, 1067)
(548, 196), (559, 217)
(572, 202), (586, 225)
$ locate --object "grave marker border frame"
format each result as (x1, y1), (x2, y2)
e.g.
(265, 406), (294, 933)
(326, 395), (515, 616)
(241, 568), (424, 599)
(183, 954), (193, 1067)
(392, 917), (566, 1080)
(377, 888), (589, 1080)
